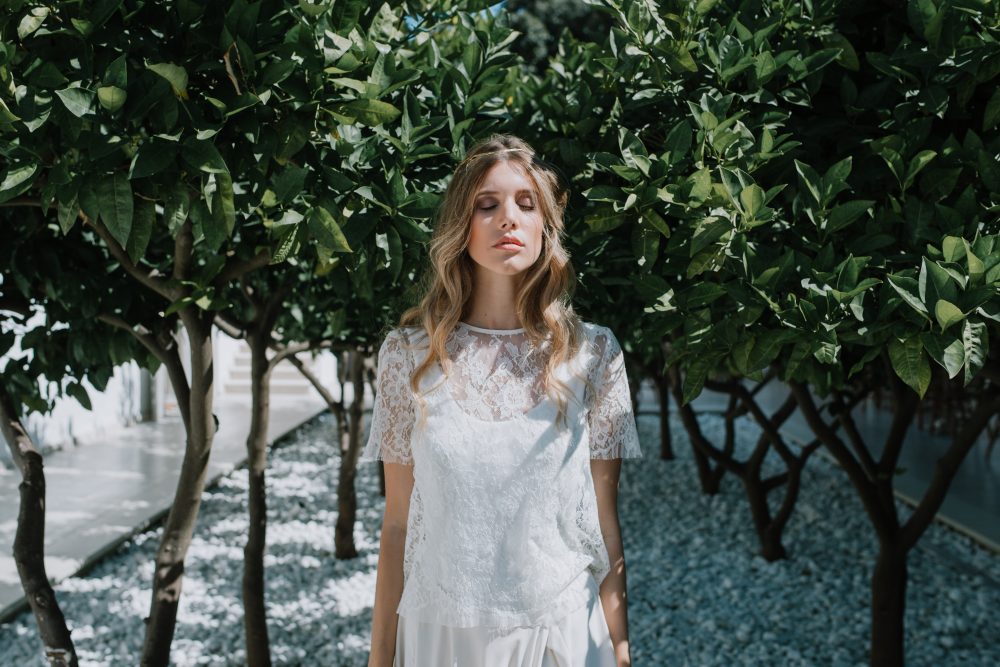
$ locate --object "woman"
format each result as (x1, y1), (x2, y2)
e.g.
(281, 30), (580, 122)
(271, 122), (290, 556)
(360, 134), (643, 667)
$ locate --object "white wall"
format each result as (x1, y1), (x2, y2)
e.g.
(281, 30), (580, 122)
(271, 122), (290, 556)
(1, 312), (341, 467)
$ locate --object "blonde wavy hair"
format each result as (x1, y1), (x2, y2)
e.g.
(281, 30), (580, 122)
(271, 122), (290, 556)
(396, 133), (593, 431)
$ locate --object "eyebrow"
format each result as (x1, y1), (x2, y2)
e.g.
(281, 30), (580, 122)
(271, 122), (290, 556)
(476, 189), (535, 196)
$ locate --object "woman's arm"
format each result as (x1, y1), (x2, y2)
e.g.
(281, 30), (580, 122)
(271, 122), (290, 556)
(591, 458), (632, 667)
(368, 462), (415, 667)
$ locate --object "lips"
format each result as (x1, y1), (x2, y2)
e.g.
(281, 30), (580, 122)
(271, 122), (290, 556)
(494, 236), (524, 247)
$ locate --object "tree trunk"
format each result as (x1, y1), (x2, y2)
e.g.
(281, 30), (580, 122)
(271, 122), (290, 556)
(0, 384), (78, 667)
(140, 314), (216, 666)
(651, 372), (674, 460)
(244, 329), (273, 667)
(335, 350), (365, 558)
(665, 366), (719, 492)
(870, 541), (907, 667)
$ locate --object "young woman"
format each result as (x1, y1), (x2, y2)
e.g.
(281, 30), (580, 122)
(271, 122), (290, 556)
(360, 134), (643, 667)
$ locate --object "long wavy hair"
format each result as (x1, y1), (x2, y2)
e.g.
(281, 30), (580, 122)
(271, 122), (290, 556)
(397, 133), (593, 431)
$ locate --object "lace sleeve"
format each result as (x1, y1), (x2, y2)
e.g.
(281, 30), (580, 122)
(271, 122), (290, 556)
(358, 328), (416, 465)
(587, 327), (643, 460)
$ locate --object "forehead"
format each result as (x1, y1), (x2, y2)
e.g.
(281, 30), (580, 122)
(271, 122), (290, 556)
(476, 160), (536, 195)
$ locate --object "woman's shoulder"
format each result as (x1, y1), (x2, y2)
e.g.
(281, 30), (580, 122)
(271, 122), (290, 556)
(576, 319), (617, 344)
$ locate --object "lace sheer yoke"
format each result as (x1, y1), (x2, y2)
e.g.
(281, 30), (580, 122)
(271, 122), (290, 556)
(445, 322), (552, 423)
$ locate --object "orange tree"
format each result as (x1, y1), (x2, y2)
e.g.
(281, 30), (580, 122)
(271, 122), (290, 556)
(0, 0), (516, 663)
(516, 1), (1000, 665)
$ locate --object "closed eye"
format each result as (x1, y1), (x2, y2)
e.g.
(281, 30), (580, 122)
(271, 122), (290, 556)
(479, 203), (535, 211)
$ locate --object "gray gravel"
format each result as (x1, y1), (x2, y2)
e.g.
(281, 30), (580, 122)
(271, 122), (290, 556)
(1, 400), (997, 666)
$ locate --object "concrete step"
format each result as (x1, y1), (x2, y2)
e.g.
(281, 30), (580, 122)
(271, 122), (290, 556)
(227, 368), (306, 381)
(223, 384), (312, 395)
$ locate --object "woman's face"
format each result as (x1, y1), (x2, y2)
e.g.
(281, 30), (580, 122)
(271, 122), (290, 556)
(466, 160), (544, 278)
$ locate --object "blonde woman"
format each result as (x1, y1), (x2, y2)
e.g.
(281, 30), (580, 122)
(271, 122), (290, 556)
(360, 134), (643, 667)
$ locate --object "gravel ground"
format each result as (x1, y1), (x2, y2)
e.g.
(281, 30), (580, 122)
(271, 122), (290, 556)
(1, 398), (997, 666)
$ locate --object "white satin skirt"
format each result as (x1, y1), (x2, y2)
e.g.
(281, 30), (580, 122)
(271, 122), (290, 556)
(393, 572), (617, 667)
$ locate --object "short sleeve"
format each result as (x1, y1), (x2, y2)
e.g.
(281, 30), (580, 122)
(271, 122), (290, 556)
(358, 329), (416, 465)
(587, 327), (643, 460)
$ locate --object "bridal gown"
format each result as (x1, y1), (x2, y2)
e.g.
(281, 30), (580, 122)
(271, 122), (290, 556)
(359, 319), (643, 666)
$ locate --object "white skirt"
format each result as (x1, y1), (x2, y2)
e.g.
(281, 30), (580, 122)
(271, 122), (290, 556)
(393, 573), (617, 667)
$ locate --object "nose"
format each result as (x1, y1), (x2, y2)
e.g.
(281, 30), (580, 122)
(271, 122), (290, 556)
(498, 197), (519, 228)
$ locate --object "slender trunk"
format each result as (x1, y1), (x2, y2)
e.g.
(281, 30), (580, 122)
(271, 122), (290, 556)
(790, 377), (1000, 667)
(0, 384), (78, 667)
(244, 329), (273, 667)
(665, 365), (718, 492)
(871, 541), (907, 667)
(335, 350), (365, 558)
(140, 314), (216, 666)
(742, 448), (788, 562)
(650, 372), (674, 460)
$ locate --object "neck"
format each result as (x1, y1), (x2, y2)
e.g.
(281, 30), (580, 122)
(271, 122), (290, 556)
(464, 267), (523, 330)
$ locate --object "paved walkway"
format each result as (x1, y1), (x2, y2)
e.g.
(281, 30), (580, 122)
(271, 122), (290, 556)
(0, 395), (329, 622)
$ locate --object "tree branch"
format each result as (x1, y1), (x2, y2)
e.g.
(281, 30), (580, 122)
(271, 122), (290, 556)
(789, 380), (895, 536)
(267, 340), (338, 371)
(97, 312), (192, 431)
(97, 314), (169, 365)
(899, 391), (1000, 551)
(215, 250), (271, 289)
(213, 312), (247, 340)
(81, 212), (178, 302)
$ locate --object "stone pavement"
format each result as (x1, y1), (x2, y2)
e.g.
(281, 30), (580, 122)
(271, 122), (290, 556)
(0, 396), (329, 622)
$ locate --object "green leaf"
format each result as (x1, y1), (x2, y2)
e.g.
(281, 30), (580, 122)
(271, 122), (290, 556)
(642, 209), (671, 238)
(694, 0), (718, 14)
(941, 236), (964, 262)
(66, 382), (92, 410)
(307, 206), (352, 252)
(181, 138), (229, 174)
(827, 200), (874, 233)
(962, 320), (988, 386)
(619, 128), (651, 177)
(663, 120), (692, 165)
(966, 243), (985, 285)
(146, 62), (189, 98)
(794, 160), (822, 206)
(330, 99), (401, 126)
(681, 354), (715, 405)
(55, 88), (95, 117)
(920, 332), (964, 380)
(934, 300), (964, 331)
(213, 171), (236, 236)
(739, 184), (764, 218)
(273, 165), (309, 204)
(0, 164), (39, 203)
(127, 199), (155, 263)
(689, 167), (712, 203)
(104, 55), (127, 88)
(584, 209), (629, 233)
(57, 197), (78, 234)
(130, 141), (176, 178)
(903, 150), (936, 191)
(96, 173), (133, 248)
(164, 184), (190, 235)
(888, 337), (930, 398)
(17, 7), (49, 39)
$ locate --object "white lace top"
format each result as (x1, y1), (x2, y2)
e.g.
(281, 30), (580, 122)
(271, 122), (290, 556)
(359, 320), (643, 628)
